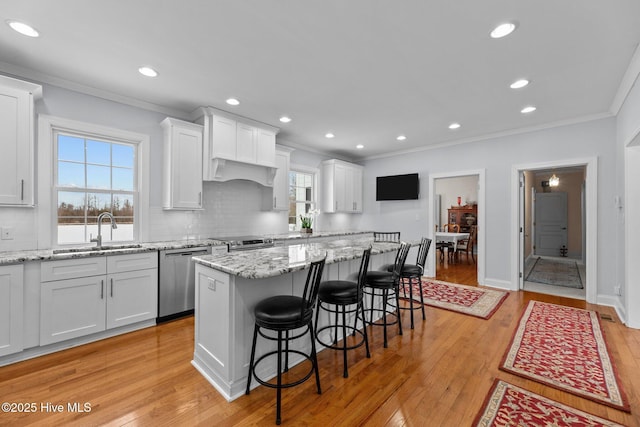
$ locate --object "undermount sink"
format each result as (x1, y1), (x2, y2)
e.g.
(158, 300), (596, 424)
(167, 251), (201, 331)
(53, 244), (143, 254)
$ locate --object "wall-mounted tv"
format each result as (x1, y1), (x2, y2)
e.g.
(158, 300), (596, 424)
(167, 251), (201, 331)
(376, 173), (419, 201)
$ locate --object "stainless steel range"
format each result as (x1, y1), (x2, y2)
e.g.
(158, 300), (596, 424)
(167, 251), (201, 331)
(217, 235), (275, 251)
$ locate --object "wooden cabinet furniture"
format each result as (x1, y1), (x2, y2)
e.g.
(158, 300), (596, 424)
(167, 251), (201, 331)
(40, 253), (158, 345)
(447, 205), (478, 233)
(161, 118), (204, 210)
(191, 107), (279, 186)
(322, 159), (363, 213)
(0, 265), (24, 356)
(0, 75), (41, 206)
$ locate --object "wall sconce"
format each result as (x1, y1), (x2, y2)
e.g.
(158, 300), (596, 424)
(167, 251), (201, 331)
(549, 174), (560, 187)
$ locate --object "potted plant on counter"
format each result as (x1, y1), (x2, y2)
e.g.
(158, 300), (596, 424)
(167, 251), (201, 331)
(299, 209), (319, 234)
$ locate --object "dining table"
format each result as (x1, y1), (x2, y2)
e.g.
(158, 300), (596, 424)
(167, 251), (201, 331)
(434, 231), (470, 253)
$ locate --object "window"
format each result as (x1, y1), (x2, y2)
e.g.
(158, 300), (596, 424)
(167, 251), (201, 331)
(55, 131), (137, 245)
(288, 169), (316, 231)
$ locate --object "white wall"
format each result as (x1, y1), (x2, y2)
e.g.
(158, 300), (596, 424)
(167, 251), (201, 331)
(617, 60), (640, 327)
(361, 117), (617, 298)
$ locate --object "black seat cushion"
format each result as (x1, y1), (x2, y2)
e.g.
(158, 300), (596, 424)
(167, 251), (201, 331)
(318, 280), (358, 305)
(381, 263), (421, 277)
(254, 295), (311, 330)
(365, 270), (395, 288)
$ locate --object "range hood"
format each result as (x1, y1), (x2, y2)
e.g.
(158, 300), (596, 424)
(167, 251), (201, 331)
(208, 158), (277, 187)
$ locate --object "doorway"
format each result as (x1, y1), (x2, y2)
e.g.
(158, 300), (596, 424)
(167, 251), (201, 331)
(427, 169), (485, 285)
(512, 158), (597, 304)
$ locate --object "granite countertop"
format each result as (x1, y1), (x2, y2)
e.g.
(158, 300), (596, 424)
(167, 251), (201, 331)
(0, 238), (228, 266)
(192, 237), (403, 279)
(268, 230), (372, 241)
(0, 230), (373, 266)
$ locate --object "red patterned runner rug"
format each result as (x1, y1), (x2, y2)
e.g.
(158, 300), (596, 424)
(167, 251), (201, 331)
(400, 278), (508, 319)
(474, 379), (626, 427)
(500, 301), (630, 412)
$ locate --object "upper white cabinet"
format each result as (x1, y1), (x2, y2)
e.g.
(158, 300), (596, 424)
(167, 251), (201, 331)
(263, 146), (293, 211)
(0, 75), (42, 206)
(161, 118), (204, 210)
(322, 159), (364, 213)
(0, 265), (24, 357)
(191, 107), (279, 186)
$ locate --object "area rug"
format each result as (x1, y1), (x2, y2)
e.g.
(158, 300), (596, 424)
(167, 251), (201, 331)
(500, 301), (630, 412)
(474, 379), (626, 427)
(400, 278), (508, 319)
(526, 257), (583, 288)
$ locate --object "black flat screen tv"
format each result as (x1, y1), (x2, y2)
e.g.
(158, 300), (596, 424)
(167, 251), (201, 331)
(376, 173), (419, 201)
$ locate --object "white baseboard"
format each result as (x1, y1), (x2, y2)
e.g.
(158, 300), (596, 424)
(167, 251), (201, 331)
(596, 294), (627, 325)
(482, 277), (515, 291)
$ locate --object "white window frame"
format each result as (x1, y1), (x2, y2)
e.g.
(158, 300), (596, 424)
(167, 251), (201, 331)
(38, 115), (150, 248)
(288, 163), (318, 231)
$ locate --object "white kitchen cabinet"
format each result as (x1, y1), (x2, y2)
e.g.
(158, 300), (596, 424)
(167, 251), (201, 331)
(322, 159), (364, 213)
(236, 122), (257, 164)
(263, 146), (292, 211)
(161, 118), (204, 210)
(191, 107), (279, 183)
(106, 268), (157, 329)
(0, 75), (42, 206)
(40, 252), (158, 345)
(256, 128), (276, 166)
(0, 265), (24, 356)
(40, 275), (107, 345)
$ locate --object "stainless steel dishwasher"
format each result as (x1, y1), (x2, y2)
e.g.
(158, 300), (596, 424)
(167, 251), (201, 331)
(158, 246), (211, 322)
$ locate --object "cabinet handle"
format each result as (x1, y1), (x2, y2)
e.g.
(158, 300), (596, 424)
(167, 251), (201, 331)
(199, 192), (202, 206)
(101, 280), (104, 299)
(335, 200), (338, 211)
(21, 179), (24, 201)
(111, 278), (114, 297)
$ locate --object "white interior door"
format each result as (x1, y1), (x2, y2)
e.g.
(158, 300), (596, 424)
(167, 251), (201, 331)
(534, 192), (568, 257)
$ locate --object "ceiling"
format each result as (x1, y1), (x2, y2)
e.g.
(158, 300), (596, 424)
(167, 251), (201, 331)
(1, 1), (639, 160)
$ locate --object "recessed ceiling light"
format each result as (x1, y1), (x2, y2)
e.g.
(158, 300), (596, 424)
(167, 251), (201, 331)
(396, 135), (407, 141)
(448, 122), (461, 130)
(490, 22), (516, 39)
(226, 98), (240, 106)
(279, 116), (291, 123)
(510, 79), (529, 89)
(6, 20), (39, 37)
(356, 144), (364, 149)
(521, 106), (537, 114)
(325, 133), (335, 139)
(138, 66), (158, 77)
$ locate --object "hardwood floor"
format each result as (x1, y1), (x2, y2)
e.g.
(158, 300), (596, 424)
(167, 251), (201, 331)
(1, 264), (639, 426)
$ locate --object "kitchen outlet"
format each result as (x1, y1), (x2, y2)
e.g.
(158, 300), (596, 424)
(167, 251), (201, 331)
(614, 285), (622, 296)
(1, 226), (14, 240)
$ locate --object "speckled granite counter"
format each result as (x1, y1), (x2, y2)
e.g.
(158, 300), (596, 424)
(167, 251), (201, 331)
(0, 230), (374, 266)
(192, 238), (399, 279)
(268, 230), (372, 242)
(0, 239), (227, 265)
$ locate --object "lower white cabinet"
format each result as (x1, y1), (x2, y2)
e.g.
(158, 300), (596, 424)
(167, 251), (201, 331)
(40, 252), (158, 346)
(40, 275), (107, 345)
(0, 265), (24, 357)
(106, 269), (157, 329)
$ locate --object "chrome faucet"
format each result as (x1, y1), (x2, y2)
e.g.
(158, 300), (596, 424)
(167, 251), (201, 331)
(90, 212), (117, 248)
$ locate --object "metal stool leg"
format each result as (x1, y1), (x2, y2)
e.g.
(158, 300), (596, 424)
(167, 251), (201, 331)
(245, 324), (259, 395)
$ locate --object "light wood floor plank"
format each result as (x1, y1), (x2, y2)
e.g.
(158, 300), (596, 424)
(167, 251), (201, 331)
(1, 261), (638, 426)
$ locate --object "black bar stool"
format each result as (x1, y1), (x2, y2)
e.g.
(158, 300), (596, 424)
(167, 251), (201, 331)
(314, 247), (371, 378)
(363, 242), (411, 348)
(373, 231), (400, 242)
(245, 256), (326, 425)
(397, 237), (431, 329)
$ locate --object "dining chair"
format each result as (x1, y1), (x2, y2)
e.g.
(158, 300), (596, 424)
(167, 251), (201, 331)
(455, 225), (477, 264)
(442, 223), (460, 233)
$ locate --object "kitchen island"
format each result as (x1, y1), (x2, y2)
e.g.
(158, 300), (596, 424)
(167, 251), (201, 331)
(191, 238), (400, 401)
